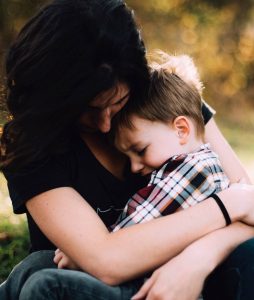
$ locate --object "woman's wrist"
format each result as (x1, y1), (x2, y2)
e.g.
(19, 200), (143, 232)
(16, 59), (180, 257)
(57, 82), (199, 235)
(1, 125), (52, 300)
(216, 187), (248, 223)
(182, 221), (254, 279)
(210, 194), (232, 226)
(181, 241), (216, 277)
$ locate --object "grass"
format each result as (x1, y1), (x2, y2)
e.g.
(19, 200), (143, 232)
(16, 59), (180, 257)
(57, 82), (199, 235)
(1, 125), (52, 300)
(0, 120), (253, 284)
(0, 217), (29, 283)
(0, 174), (30, 283)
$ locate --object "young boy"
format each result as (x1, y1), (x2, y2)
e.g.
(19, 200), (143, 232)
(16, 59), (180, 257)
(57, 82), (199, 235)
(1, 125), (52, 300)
(111, 52), (230, 231)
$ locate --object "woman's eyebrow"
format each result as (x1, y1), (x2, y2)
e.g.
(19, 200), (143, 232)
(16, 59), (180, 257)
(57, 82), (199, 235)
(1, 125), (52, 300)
(88, 92), (130, 110)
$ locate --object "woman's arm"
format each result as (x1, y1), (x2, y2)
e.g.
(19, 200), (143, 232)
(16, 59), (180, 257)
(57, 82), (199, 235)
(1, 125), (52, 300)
(205, 118), (251, 183)
(26, 185), (254, 285)
(132, 222), (254, 300)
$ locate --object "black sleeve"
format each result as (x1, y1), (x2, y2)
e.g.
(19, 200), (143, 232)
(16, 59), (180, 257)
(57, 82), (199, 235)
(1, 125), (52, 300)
(4, 154), (72, 214)
(202, 100), (216, 125)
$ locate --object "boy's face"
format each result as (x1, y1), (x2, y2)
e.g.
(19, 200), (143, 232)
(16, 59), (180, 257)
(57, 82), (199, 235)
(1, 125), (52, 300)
(115, 115), (184, 176)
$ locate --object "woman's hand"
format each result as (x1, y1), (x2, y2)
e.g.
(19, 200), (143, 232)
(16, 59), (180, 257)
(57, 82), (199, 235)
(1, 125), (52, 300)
(217, 182), (254, 226)
(53, 248), (80, 270)
(131, 249), (205, 300)
(226, 182), (254, 226)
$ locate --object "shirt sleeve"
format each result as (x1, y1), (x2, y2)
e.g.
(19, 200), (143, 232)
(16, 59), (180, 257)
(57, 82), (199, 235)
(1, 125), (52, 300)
(202, 99), (216, 124)
(4, 154), (72, 214)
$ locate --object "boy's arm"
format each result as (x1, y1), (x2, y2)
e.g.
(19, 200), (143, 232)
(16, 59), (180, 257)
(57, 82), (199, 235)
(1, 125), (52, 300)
(205, 118), (251, 183)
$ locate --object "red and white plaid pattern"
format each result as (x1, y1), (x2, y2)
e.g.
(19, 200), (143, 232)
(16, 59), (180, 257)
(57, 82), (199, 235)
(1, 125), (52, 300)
(112, 144), (229, 232)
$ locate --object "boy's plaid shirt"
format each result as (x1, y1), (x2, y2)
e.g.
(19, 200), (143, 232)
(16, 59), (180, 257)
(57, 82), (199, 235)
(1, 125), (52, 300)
(112, 143), (230, 232)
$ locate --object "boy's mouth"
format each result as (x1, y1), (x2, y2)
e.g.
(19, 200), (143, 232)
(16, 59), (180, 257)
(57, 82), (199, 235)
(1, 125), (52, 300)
(140, 169), (153, 177)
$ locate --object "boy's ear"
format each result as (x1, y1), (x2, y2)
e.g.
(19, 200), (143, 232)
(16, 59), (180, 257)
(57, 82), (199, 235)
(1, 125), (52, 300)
(173, 116), (190, 145)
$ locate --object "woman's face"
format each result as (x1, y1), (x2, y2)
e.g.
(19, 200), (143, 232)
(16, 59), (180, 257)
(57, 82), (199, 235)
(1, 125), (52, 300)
(79, 82), (129, 133)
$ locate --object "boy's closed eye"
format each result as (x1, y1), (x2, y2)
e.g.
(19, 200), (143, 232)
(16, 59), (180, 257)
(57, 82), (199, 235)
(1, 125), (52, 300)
(134, 147), (147, 157)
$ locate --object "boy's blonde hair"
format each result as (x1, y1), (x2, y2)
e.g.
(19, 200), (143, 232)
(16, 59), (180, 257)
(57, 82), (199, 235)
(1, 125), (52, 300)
(113, 51), (205, 138)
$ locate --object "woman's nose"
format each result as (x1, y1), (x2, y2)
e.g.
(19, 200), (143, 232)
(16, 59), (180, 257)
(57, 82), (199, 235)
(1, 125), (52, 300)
(97, 108), (111, 133)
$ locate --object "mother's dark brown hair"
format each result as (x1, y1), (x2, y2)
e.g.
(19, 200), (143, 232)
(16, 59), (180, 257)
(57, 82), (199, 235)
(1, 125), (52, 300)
(0, 0), (149, 172)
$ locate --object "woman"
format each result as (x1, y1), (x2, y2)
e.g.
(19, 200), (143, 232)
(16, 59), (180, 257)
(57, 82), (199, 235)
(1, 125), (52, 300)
(0, 0), (254, 299)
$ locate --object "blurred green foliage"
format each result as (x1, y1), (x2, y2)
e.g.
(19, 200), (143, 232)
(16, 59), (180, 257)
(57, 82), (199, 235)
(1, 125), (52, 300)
(2, 3), (252, 139)
(0, 0), (254, 127)
(0, 173), (29, 283)
(127, 0), (254, 126)
(0, 217), (29, 283)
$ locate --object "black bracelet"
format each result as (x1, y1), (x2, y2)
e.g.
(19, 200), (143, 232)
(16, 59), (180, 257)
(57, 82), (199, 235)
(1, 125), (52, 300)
(210, 194), (232, 226)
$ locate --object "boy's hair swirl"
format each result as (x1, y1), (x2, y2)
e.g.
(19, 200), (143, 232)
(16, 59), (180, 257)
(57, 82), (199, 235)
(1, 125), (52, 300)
(150, 51), (203, 95)
(112, 51), (205, 140)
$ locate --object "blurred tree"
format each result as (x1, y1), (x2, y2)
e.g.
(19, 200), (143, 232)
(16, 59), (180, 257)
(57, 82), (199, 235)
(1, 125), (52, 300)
(127, 0), (254, 126)
(0, 0), (49, 123)
(0, 0), (254, 126)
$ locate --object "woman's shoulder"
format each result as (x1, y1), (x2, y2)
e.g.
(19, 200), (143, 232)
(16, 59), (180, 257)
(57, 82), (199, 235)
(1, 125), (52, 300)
(3, 134), (91, 214)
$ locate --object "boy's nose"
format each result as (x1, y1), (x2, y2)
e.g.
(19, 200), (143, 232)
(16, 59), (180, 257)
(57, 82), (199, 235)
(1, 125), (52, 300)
(131, 160), (144, 174)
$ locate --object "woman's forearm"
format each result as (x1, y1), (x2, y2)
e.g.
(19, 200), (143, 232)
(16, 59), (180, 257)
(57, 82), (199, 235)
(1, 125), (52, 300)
(181, 222), (254, 278)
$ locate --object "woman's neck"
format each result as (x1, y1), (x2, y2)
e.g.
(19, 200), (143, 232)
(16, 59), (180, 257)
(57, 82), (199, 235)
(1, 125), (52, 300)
(81, 132), (127, 180)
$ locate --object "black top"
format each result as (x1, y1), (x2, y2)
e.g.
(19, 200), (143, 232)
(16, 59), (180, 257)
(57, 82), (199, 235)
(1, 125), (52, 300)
(4, 102), (214, 252)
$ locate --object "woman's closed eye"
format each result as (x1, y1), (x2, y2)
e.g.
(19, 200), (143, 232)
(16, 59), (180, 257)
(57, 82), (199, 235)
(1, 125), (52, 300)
(113, 93), (129, 107)
(114, 97), (125, 106)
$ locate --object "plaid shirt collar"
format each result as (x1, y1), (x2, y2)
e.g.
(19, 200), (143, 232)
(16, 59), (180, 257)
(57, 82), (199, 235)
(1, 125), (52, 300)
(150, 143), (212, 185)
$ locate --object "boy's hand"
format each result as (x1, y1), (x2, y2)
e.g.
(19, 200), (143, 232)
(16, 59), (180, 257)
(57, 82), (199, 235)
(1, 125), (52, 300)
(53, 248), (80, 270)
